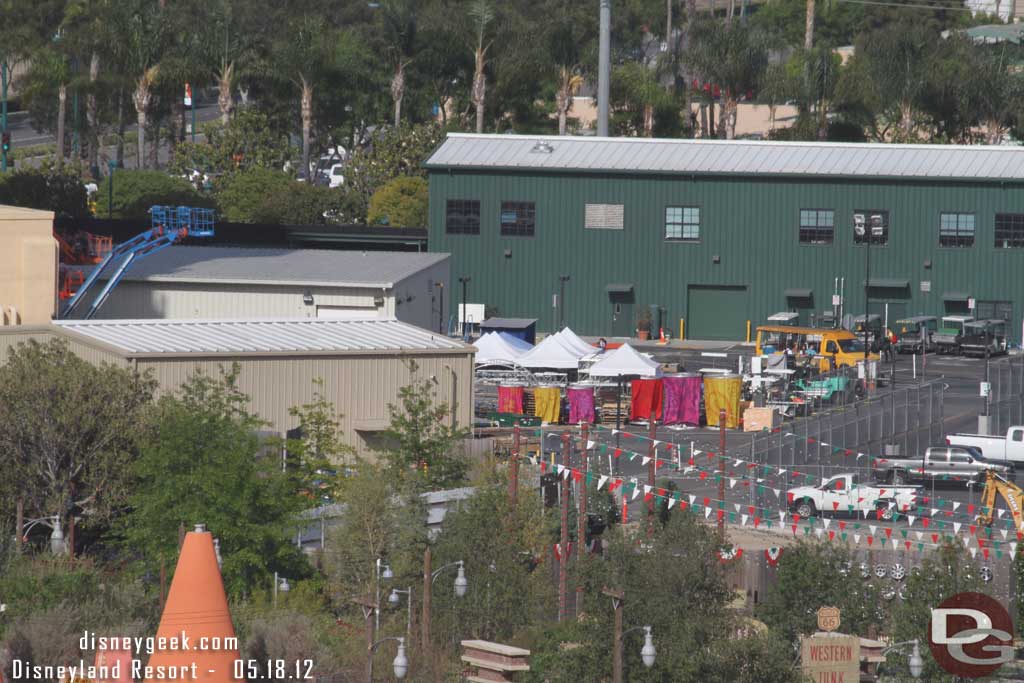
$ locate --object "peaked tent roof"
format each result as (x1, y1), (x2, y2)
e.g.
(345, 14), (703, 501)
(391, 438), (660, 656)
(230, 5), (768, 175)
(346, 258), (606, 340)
(145, 529), (239, 683)
(555, 328), (598, 356)
(474, 331), (533, 364)
(517, 333), (581, 369)
(587, 343), (663, 378)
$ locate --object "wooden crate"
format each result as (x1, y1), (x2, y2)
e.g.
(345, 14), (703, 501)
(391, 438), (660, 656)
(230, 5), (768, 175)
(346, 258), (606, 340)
(743, 406), (781, 433)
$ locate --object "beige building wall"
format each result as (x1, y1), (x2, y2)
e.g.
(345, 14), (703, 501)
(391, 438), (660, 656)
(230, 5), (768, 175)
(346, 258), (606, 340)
(0, 326), (474, 460)
(0, 205), (56, 326)
(392, 258), (450, 331)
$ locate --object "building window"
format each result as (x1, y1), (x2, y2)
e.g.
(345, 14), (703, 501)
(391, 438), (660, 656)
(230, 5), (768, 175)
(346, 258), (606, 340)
(665, 206), (700, 241)
(939, 212), (975, 248)
(995, 213), (1024, 248)
(445, 199), (480, 234)
(585, 203), (624, 230)
(853, 210), (889, 245)
(500, 201), (535, 237)
(799, 209), (834, 244)
(977, 300), (1012, 322)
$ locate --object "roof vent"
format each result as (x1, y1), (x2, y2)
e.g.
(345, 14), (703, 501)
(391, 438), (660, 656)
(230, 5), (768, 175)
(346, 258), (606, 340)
(530, 141), (554, 154)
(194, 523), (207, 533)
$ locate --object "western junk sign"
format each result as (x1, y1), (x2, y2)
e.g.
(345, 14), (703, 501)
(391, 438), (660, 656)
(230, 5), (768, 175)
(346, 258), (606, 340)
(801, 633), (860, 683)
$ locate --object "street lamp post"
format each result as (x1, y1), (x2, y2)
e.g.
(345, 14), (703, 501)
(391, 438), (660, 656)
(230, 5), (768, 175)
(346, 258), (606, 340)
(882, 639), (924, 679)
(602, 588), (655, 683)
(420, 550), (467, 678)
(367, 636), (407, 682)
(458, 276), (471, 341)
(272, 572), (290, 608)
(23, 516), (64, 555)
(2, 60), (9, 172)
(558, 274), (570, 330)
(107, 159), (117, 218)
(388, 586), (414, 641)
(375, 558), (393, 634)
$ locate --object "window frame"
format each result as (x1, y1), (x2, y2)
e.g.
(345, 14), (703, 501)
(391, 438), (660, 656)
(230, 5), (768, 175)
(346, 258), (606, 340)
(852, 209), (890, 246)
(499, 200), (536, 237)
(798, 208), (835, 245)
(664, 204), (702, 243)
(444, 199), (481, 235)
(938, 211), (976, 248)
(995, 212), (1024, 249)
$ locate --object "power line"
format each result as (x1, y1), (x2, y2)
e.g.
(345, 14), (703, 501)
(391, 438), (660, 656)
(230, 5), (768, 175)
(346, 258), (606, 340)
(834, 0), (981, 12)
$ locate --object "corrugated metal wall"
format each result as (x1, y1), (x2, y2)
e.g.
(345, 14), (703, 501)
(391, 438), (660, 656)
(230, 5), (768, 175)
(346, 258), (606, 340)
(0, 328), (128, 367)
(429, 171), (1024, 341)
(138, 352), (474, 458)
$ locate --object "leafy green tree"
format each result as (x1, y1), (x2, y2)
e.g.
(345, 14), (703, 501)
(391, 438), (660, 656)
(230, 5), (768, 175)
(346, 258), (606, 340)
(380, 361), (470, 491)
(611, 62), (677, 137)
(122, 366), (309, 598)
(756, 541), (884, 644)
(0, 167), (90, 219)
(286, 378), (356, 482)
(250, 180), (360, 225)
(95, 169), (209, 219)
(889, 542), (981, 680)
(169, 110), (292, 177)
(214, 167), (293, 223)
(367, 175), (428, 227)
(342, 121), (446, 222)
(0, 339), (155, 539)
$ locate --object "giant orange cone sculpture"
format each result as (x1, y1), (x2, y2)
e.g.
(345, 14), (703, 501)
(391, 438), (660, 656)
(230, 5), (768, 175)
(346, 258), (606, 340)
(144, 525), (242, 683)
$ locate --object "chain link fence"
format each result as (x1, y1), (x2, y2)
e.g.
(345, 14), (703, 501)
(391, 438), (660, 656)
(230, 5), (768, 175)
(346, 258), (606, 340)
(987, 354), (1024, 434)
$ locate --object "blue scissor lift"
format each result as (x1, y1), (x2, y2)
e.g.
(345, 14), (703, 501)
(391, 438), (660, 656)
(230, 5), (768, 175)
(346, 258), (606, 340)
(60, 206), (215, 320)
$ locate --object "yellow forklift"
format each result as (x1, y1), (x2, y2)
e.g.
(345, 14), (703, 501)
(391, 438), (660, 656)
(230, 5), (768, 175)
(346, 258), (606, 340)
(975, 470), (1024, 532)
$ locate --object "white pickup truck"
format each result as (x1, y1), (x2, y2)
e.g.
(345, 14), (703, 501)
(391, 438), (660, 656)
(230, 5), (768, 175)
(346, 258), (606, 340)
(787, 473), (919, 521)
(947, 427), (1024, 464)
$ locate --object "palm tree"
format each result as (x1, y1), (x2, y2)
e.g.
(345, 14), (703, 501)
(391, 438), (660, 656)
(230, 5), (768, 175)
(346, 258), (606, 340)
(132, 65), (159, 168)
(18, 47), (72, 168)
(547, 17), (585, 135)
(110, 0), (165, 169)
(468, 0), (495, 134)
(382, 0), (417, 129)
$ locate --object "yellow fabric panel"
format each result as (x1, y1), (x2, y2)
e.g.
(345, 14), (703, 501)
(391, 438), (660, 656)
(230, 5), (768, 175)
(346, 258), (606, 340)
(704, 377), (742, 428)
(533, 387), (561, 424)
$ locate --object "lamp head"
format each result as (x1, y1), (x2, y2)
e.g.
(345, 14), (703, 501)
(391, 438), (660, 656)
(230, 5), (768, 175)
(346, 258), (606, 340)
(392, 638), (408, 680)
(388, 589), (400, 606)
(908, 640), (923, 679)
(454, 562), (468, 598)
(640, 626), (656, 668)
(278, 578), (290, 593)
(382, 564), (394, 580)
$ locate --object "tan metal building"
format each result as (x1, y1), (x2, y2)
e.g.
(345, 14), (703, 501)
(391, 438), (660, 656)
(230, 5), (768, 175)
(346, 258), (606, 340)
(0, 317), (475, 458)
(87, 246), (450, 332)
(0, 204), (56, 326)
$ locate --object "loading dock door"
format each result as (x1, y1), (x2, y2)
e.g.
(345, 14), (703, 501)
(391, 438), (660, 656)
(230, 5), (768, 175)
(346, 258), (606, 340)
(687, 285), (748, 340)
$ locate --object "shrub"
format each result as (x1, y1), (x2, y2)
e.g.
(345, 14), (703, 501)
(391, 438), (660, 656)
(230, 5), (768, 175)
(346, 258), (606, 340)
(367, 176), (428, 227)
(95, 170), (212, 220)
(0, 168), (89, 220)
(214, 168), (294, 223)
(253, 181), (362, 225)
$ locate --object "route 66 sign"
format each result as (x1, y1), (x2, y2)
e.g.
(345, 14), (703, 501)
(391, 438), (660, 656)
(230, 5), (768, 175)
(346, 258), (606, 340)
(817, 606), (841, 632)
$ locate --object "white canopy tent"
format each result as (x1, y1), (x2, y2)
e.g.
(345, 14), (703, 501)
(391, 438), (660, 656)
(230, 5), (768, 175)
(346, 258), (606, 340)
(473, 331), (533, 364)
(517, 333), (582, 369)
(555, 328), (598, 357)
(587, 343), (663, 378)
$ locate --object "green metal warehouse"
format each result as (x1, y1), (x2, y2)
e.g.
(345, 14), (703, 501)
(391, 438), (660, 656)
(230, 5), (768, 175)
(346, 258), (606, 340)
(426, 134), (1024, 342)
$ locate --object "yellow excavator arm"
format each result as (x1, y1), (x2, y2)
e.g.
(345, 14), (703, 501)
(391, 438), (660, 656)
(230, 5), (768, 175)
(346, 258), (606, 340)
(976, 470), (1024, 533)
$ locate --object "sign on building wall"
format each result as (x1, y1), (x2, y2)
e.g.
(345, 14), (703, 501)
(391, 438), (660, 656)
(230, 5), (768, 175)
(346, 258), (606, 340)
(801, 634), (860, 683)
(584, 203), (625, 230)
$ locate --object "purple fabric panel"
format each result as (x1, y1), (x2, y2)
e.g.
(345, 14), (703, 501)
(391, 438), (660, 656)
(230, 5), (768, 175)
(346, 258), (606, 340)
(567, 387), (595, 424)
(663, 376), (702, 425)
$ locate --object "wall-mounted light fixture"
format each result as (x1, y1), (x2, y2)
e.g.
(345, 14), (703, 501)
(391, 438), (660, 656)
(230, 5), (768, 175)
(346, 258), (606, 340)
(374, 296), (385, 307)
(712, 255), (721, 264)
(303, 291), (314, 306)
(923, 260), (932, 269)
(504, 248), (512, 258)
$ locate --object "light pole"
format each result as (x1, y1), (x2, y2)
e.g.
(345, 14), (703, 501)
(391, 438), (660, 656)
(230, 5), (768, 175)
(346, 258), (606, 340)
(558, 274), (570, 330)
(367, 636), (407, 682)
(387, 586), (413, 641)
(437, 281), (445, 335)
(272, 572), (290, 608)
(23, 516), (64, 555)
(107, 159), (117, 218)
(602, 588), (655, 683)
(375, 558), (393, 633)
(458, 276), (471, 341)
(1, 59), (8, 172)
(421, 550), (467, 677)
(881, 639), (924, 679)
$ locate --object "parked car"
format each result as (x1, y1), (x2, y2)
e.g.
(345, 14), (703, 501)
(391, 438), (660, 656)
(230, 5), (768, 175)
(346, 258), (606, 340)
(787, 473), (918, 521)
(933, 315), (973, 354)
(959, 319), (1008, 358)
(874, 446), (1014, 485)
(948, 427), (1024, 464)
(893, 315), (937, 354)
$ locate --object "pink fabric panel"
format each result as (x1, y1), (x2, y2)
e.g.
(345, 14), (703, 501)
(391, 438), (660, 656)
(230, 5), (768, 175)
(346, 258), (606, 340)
(567, 387), (595, 424)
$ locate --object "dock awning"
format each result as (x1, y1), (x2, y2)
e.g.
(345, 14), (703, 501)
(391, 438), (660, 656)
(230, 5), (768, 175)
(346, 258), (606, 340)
(784, 288), (812, 298)
(864, 278), (909, 289)
(605, 283), (634, 293)
(942, 291), (970, 301)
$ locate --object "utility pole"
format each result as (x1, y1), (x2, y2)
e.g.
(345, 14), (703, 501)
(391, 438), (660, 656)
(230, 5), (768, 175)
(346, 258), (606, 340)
(577, 423), (589, 617)
(437, 281), (445, 335)
(597, 0), (612, 137)
(603, 588), (626, 683)
(2, 60), (9, 172)
(647, 418), (657, 534)
(15, 498), (22, 553)
(458, 276), (471, 341)
(718, 409), (726, 536)
(559, 432), (570, 621)
(421, 547), (431, 675)
(510, 423), (521, 507)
